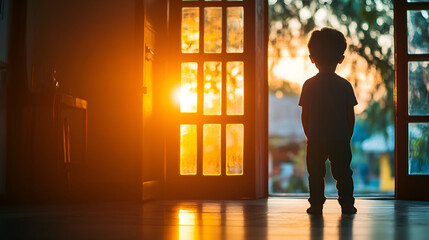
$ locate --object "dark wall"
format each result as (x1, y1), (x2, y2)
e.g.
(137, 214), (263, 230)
(0, 0), (8, 196)
(0, 0), (8, 62)
(6, 0), (29, 200)
(7, 0), (146, 201)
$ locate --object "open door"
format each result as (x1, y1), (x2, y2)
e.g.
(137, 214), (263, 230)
(140, 0), (166, 200)
(164, 0), (268, 199)
(395, 0), (429, 200)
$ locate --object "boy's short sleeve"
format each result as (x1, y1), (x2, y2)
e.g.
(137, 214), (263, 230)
(298, 82), (308, 107)
(347, 83), (358, 107)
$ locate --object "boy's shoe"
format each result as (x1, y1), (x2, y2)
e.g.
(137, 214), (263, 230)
(341, 205), (357, 214)
(306, 205), (323, 214)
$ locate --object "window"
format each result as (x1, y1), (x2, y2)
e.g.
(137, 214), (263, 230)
(179, 0), (245, 176)
(406, 8), (429, 175)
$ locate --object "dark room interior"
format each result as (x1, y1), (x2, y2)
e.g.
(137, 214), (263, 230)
(1, 0), (429, 239)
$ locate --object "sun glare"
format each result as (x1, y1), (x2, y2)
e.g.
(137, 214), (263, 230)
(180, 85), (198, 112)
(272, 49), (318, 86)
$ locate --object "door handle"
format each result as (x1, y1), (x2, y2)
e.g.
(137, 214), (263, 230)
(145, 45), (155, 62)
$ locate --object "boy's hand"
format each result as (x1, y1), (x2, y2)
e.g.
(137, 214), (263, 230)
(301, 107), (309, 137)
(347, 107), (355, 140)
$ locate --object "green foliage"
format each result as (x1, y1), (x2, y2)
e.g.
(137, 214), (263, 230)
(408, 10), (429, 53)
(410, 124), (429, 172)
(408, 62), (429, 115)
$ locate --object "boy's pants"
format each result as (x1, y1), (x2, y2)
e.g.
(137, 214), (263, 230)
(306, 140), (355, 206)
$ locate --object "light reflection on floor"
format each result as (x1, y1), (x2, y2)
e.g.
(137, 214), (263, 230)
(150, 198), (429, 240)
(1, 198), (429, 239)
(178, 209), (196, 240)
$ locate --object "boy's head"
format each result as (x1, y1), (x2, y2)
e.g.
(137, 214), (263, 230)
(308, 27), (347, 67)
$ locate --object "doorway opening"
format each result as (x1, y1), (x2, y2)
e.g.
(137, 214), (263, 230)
(268, 0), (395, 196)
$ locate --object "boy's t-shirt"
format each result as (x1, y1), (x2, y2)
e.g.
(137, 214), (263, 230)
(299, 72), (358, 141)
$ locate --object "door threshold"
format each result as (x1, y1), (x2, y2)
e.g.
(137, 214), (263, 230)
(269, 193), (395, 200)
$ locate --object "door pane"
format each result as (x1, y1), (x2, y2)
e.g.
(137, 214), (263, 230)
(180, 125), (197, 175)
(226, 124), (243, 175)
(227, 61), (244, 115)
(409, 123), (429, 175)
(227, 7), (244, 53)
(203, 124), (221, 175)
(204, 7), (222, 53)
(182, 7), (200, 53)
(407, 10), (429, 54)
(408, 61), (429, 115)
(204, 62), (222, 115)
(181, 63), (198, 113)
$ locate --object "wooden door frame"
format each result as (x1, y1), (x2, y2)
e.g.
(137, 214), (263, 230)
(394, 0), (429, 200)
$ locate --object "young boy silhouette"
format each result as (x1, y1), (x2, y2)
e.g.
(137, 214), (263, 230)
(299, 27), (358, 214)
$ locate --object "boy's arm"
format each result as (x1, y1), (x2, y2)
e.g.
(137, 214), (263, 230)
(347, 106), (355, 139)
(301, 107), (309, 137)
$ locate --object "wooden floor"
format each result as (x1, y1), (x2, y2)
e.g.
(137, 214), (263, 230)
(1, 198), (429, 239)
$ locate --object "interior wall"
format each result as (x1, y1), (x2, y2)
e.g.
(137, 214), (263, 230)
(0, 71), (5, 196)
(0, 72), (4, 196)
(25, 0), (143, 200)
(0, 0), (8, 62)
(0, 0), (9, 196)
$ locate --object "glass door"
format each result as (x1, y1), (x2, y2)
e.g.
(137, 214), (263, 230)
(165, 0), (267, 199)
(395, 0), (429, 200)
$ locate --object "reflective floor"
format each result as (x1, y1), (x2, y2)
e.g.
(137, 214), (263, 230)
(1, 198), (429, 239)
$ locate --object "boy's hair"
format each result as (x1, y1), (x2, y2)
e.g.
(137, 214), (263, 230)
(308, 27), (347, 66)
